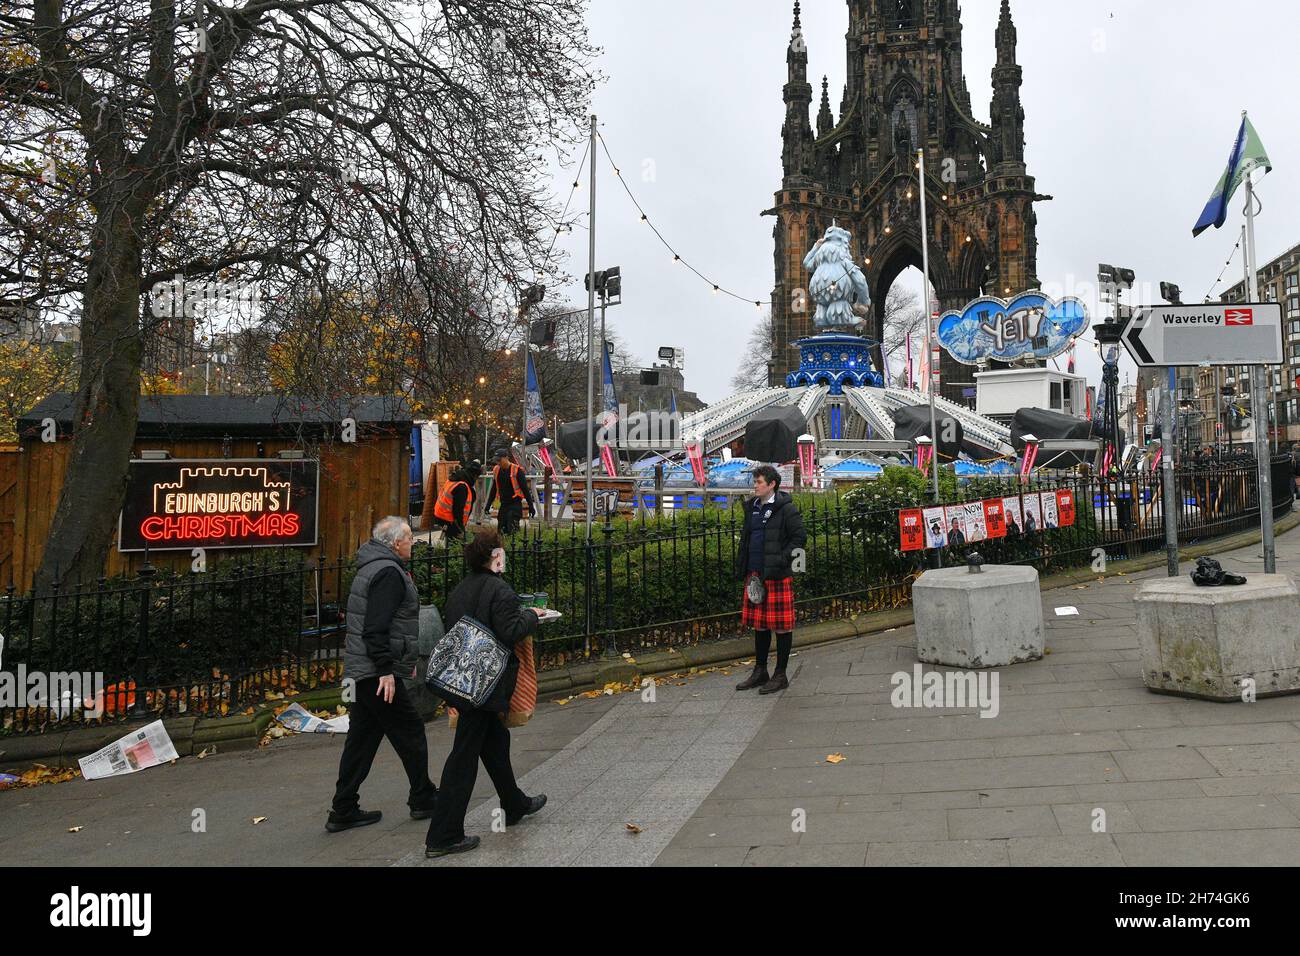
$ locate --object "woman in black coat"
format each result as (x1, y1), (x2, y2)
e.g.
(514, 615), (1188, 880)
(424, 531), (547, 858)
(735, 464), (807, 695)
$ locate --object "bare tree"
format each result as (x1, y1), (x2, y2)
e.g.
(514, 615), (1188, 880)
(0, 1), (598, 592)
(730, 309), (773, 393)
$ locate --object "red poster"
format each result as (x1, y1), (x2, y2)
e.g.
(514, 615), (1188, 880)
(1056, 490), (1076, 528)
(899, 509), (926, 552)
(982, 499), (1007, 539)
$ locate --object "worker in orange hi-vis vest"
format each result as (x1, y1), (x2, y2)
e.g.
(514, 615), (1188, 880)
(432, 463), (481, 541)
(489, 449), (535, 535)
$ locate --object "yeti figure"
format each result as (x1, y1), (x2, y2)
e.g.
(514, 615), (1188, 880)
(803, 224), (871, 329)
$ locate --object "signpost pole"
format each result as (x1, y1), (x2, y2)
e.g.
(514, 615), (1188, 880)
(1160, 371), (1179, 577)
(1243, 168), (1276, 573)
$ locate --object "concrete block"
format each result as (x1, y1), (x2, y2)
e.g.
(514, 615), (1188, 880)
(1134, 575), (1300, 701)
(913, 565), (1044, 668)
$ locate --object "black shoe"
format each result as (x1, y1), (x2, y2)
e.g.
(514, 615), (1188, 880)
(325, 808), (383, 833)
(758, 671), (789, 695)
(736, 666), (770, 691)
(505, 794), (547, 826)
(410, 806), (436, 821)
(425, 835), (481, 858)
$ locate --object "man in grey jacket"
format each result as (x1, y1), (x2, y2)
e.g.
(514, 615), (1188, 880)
(327, 517), (438, 833)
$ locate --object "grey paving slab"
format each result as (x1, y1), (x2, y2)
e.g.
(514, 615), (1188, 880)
(744, 844), (869, 866)
(1126, 795), (1300, 832)
(798, 809), (948, 845)
(1113, 829), (1300, 866)
(1006, 835), (1126, 866)
(947, 806), (1062, 840)
(1050, 802), (1141, 834)
(1197, 742), (1300, 775)
(1110, 748), (1221, 781)
(865, 840), (1010, 867)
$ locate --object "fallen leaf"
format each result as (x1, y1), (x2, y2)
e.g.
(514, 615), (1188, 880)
(252, 816), (268, 825)
(67, 826), (83, 833)
(826, 753), (847, 764)
(624, 823), (643, 834)
(197, 747), (213, 759)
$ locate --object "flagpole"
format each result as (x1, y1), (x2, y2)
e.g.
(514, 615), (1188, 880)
(918, 148), (941, 508)
(1242, 111), (1275, 573)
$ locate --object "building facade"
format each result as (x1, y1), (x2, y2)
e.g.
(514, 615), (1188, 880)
(1191, 240), (1300, 451)
(765, 0), (1047, 404)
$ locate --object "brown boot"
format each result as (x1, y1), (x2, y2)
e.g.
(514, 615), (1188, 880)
(736, 666), (770, 691)
(758, 671), (789, 695)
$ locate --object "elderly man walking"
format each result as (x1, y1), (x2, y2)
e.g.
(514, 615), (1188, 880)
(327, 517), (438, 832)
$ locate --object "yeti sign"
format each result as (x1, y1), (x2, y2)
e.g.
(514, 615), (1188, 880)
(937, 293), (1089, 366)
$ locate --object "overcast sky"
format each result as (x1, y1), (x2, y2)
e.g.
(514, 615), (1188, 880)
(542, 0), (1300, 405)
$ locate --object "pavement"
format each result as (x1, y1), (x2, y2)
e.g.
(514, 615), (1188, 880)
(5, 521), (1300, 867)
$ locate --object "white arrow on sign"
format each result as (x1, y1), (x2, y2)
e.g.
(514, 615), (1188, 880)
(1122, 303), (1283, 367)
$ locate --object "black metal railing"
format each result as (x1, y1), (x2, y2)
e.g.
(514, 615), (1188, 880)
(2, 457), (1292, 735)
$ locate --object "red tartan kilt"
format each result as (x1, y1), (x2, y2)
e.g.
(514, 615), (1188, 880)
(740, 577), (795, 632)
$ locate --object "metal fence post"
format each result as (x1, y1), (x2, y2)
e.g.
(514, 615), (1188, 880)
(131, 559), (156, 718)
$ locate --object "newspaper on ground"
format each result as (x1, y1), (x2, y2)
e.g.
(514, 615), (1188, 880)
(274, 702), (349, 734)
(78, 720), (179, 781)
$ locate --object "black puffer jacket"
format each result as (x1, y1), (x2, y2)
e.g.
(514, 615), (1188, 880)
(735, 492), (807, 582)
(443, 569), (539, 712)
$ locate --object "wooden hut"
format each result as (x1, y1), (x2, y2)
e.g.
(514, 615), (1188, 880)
(7, 394), (412, 590)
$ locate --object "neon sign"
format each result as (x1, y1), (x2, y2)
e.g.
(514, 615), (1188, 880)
(118, 460), (319, 552)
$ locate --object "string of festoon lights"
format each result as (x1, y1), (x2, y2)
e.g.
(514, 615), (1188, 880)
(596, 131), (767, 311)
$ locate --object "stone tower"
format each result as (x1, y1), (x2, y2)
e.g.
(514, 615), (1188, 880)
(765, 0), (1049, 404)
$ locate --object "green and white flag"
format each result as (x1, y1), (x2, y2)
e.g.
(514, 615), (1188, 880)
(1193, 112), (1272, 237)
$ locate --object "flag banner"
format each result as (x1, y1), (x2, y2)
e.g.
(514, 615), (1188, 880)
(1042, 491), (1060, 529)
(922, 507), (948, 549)
(525, 351), (547, 445)
(1002, 496), (1024, 535)
(899, 509), (926, 552)
(1193, 114), (1272, 237)
(1023, 492), (1044, 533)
(961, 501), (988, 543)
(601, 341), (618, 416)
(983, 498), (1008, 539)
(1056, 490), (1076, 527)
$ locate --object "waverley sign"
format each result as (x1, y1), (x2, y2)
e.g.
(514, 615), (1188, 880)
(118, 459), (320, 552)
(1122, 303), (1283, 367)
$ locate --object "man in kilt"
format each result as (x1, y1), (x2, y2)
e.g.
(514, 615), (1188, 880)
(736, 465), (807, 695)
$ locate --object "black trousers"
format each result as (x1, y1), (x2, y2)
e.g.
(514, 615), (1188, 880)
(425, 708), (527, 846)
(332, 676), (438, 815)
(498, 500), (523, 535)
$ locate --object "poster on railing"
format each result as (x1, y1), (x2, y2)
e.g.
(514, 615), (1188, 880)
(983, 499), (1008, 539)
(1022, 493), (1044, 534)
(1042, 492), (1060, 530)
(1002, 496), (1024, 535)
(899, 509), (926, 552)
(942, 506), (969, 547)
(922, 507), (948, 549)
(78, 720), (179, 781)
(961, 502), (988, 543)
(1056, 490), (1077, 527)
